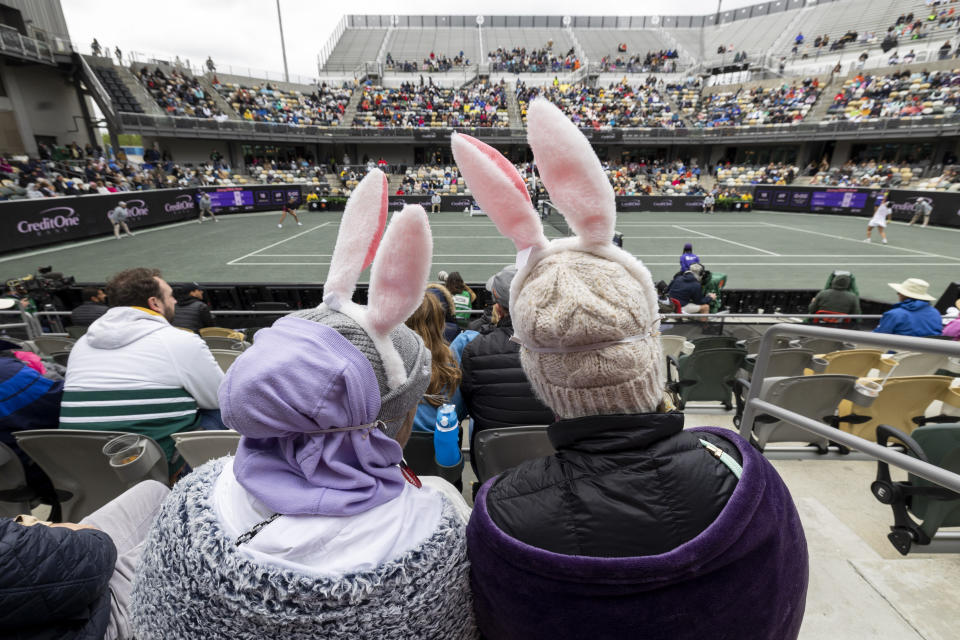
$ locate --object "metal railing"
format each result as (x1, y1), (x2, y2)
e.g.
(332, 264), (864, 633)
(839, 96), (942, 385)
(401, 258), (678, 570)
(0, 25), (59, 65)
(741, 324), (960, 494)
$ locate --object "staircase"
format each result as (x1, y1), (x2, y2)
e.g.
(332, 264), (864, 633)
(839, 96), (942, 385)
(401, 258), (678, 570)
(506, 82), (522, 128)
(340, 87), (364, 127)
(387, 173), (404, 193)
(198, 75), (240, 117)
(661, 87), (693, 128)
(84, 55), (163, 116)
(806, 79), (839, 123)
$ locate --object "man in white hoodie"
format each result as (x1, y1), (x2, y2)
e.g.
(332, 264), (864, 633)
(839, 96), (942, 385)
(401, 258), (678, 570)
(61, 267), (225, 462)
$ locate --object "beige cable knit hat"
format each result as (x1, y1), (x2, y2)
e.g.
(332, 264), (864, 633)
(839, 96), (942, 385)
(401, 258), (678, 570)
(452, 99), (664, 418)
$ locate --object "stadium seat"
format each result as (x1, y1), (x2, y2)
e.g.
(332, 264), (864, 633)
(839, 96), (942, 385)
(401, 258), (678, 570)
(669, 347), (746, 410)
(65, 325), (88, 339)
(659, 334), (691, 360)
(0, 441), (33, 517)
(203, 336), (248, 351)
(14, 429), (168, 522)
(31, 335), (76, 356)
(209, 349), (240, 372)
(812, 310), (853, 326)
(885, 351), (952, 377)
(691, 336), (741, 352)
(793, 337), (853, 355)
(813, 348), (889, 377)
(841, 375), (960, 442)
(871, 423), (960, 555)
(474, 426), (555, 484)
(171, 430), (241, 469)
(49, 351), (71, 367)
(199, 327), (245, 339)
(402, 431), (463, 487)
(737, 374), (858, 451)
(745, 348), (814, 379)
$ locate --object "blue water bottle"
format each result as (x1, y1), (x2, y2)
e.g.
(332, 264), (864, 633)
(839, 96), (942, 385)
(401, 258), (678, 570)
(434, 403), (461, 467)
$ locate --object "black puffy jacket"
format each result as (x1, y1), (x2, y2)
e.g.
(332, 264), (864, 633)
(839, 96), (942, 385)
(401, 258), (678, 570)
(486, 412), (741, 557)
(0, 518), (117, 639)
(172, 297), (214, 333)
(69, 302), (108, 327)
(459, 316), (554, 446)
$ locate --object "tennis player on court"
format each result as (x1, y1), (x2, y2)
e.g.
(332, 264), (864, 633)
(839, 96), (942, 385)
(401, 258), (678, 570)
(277, 194), (303, 228)
(865, 194), (891, 244)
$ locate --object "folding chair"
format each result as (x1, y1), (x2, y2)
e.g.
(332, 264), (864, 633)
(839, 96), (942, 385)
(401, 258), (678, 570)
(793, 337), (852, 355)
(474, 425), (554, 484)
(691, 336), (740, 352)
(64, 325), (88, 339)
(670, 347), (746, 410)
(737, 374), (858, 451)
(838, 375), (959, 442)
(885, 351), (951, 377)
(199, 327), (245, 339)
(171, 430), (241, 469)
(203, 336), (247, 351)
(659, 335), (688, 360)
(744, 348), (814, 380)
(813, 348), (888, 377)
(402, 431), (463, 487)
(0, 441), (33, 517)
(31, 335), (76, 356)
(14, 429), (168, 522)
(49, 351), (71, 367)
(209, 348), (241, 372)
(871, 423), (960, 555)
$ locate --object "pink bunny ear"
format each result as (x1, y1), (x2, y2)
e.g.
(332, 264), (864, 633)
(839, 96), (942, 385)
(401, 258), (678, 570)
(323, 168), (388, 308)
(367, 204), (432, 341)
(526, 99), (615, 247)
(452, 132), (547, 252)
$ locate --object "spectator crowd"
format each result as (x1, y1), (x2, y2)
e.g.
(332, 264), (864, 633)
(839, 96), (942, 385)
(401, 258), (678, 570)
(353, 81), (508, 128)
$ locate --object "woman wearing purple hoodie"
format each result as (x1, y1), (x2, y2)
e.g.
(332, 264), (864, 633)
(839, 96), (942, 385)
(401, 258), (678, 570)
(130, 170), (477, 639)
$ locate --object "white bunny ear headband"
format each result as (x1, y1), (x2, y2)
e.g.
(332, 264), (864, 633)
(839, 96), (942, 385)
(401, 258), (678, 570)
(320, 167), (433, 389)
(451, 98), (654, 317)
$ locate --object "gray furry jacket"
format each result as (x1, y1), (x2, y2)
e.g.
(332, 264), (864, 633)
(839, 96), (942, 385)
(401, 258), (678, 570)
(131, 459), (478, 639)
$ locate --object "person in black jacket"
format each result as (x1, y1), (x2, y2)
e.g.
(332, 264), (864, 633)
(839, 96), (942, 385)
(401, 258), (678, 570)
(459, 265), (554, 465)
(667, 262), (715, 314)
(0, 480), (169, 640)
(452, 103), (807, 640)
(172, 283), (214, 333)
(70, 287), (108, 327)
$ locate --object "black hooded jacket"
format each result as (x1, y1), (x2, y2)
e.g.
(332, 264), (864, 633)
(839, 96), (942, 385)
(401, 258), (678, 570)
(172, 296), (214, 333)
(486, 412), (741, 557)
(459, 315), (554, 444)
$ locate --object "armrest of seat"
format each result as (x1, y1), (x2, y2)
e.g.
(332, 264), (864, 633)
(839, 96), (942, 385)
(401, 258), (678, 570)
(732, 377), (750, 428)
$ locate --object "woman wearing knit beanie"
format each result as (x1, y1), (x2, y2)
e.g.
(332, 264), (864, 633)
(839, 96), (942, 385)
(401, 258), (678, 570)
(131, 169), (478, 640)
(452, 102), (808, 640)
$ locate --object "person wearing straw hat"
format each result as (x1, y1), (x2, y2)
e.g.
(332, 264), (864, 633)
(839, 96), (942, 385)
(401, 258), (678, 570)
(874, 278), (943, 336)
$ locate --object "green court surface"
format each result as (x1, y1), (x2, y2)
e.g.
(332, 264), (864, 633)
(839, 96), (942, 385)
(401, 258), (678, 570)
(2, 209), (958, 302)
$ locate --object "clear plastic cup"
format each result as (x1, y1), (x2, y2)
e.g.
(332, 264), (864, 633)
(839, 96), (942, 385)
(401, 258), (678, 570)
(102, 433), (143, 467)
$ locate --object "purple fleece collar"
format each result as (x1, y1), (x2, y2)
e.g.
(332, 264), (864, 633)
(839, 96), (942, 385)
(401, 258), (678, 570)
(221, 317), (405, 516)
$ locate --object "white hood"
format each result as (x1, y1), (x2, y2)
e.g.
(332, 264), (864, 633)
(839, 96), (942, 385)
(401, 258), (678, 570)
(84, 306), (170, 350)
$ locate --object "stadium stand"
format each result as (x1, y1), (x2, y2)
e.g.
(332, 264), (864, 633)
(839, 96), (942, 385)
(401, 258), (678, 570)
(353, 81), (508, 128)
(322, 28), (388, 71)
(823, 69), (960, 122)
(90, 66), (144, 114)
(574, 29), (675, 70)
(483, 27), (577, 72)
(667, 9), (799, 62)
(213, 80), (352, 127)
(690, 78), (821, 127)
(516, 80), (685, 128)
(715, 163), (800, 186)
(136, 66), (222, 119)
(384, 28), (478, 71)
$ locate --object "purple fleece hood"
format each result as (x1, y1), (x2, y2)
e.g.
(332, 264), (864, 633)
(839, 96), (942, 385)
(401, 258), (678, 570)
(220, 317), (405, 516)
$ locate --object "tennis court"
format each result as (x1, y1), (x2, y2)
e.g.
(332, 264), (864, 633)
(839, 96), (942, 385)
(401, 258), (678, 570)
(2, 208), (958, 301)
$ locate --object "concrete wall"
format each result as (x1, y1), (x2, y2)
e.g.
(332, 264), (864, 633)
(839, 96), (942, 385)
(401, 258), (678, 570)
(0, 62), (88, 155)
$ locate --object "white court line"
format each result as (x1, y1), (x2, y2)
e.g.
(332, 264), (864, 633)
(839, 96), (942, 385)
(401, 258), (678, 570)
(227, 221), (332, 265)
(761, 222), (960, 262)
(252, 253), (947, 259)
(0, 210), (316, 264)
(671, 225), (780, 256)
(757, 209), (960, 234)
